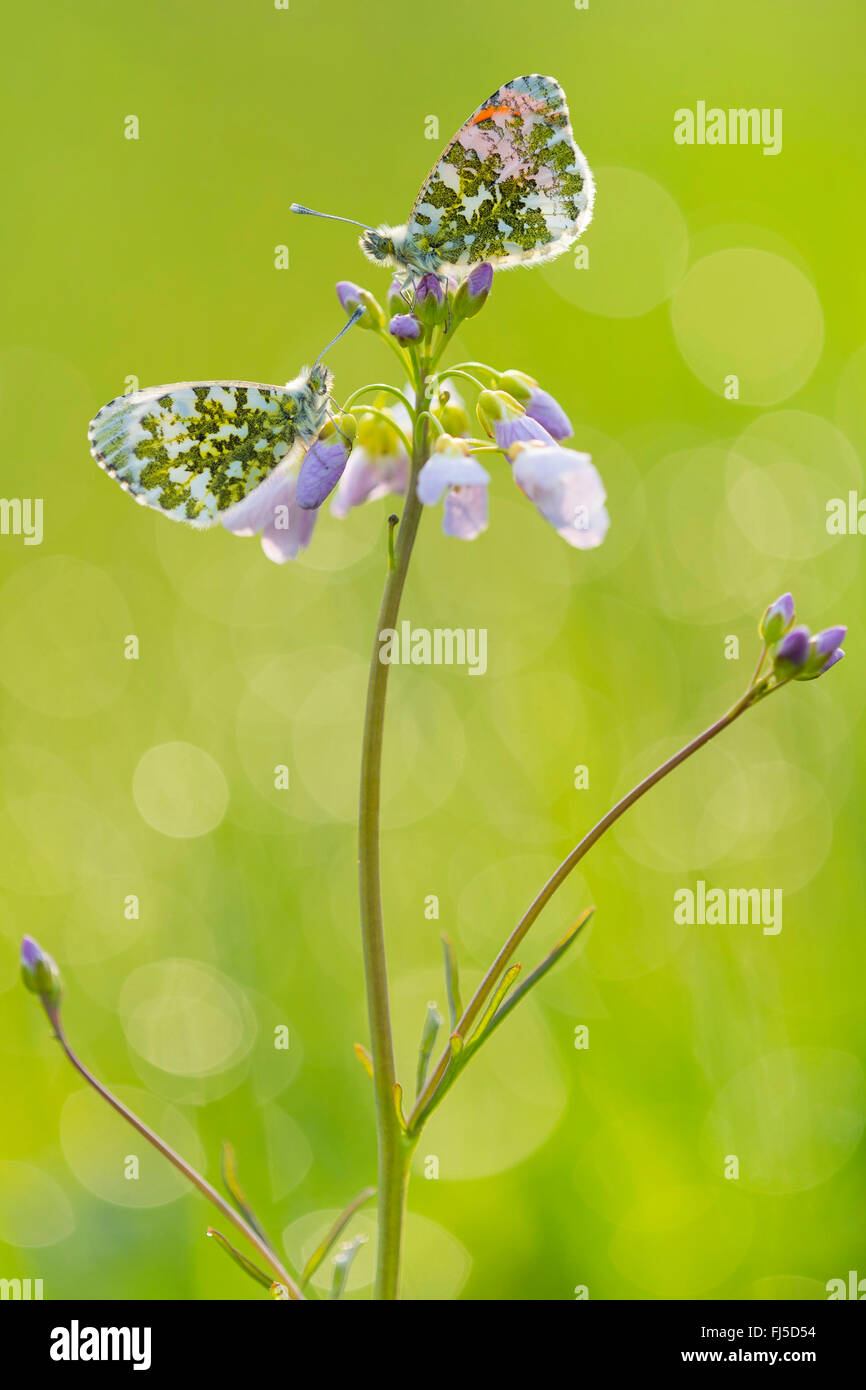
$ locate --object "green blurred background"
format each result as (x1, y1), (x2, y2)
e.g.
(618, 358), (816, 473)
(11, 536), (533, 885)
(1, 0), (864, 1300)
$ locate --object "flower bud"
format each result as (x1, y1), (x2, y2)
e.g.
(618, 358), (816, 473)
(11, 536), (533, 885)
(497, 371), (572, 441)
(435, 400), (471, 437)
(795, 625), (847, 680)
(453, 262), (493, 320)
(21, 936), (62, 1010)
(772, 625), (811, 678)
(476, 389), (554, 449)
(387, 278), (407, 316)
(760, 593), (795, 645)
(389, 313), (421, 344)
(414, 274), (447, 327)
(335, 281), (383, 330)
(296, 415), (356, 510)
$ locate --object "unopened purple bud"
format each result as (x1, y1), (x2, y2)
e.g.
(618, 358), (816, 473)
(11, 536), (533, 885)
(417, 274), (444, 306)
(454, 262), (493, 321)
(389, 313), (422, 343)
(773, 625), (811, 677)
(415, 273), (447, 327)
(20, 935), (62, 1009)
(467, 263), (493, 299)
(760, 592), (795, 645)
(336, 281), (362, 314)
(336, 281), (383, 329)
(814, 625), (847, 657)
(795, 626), (848, 680)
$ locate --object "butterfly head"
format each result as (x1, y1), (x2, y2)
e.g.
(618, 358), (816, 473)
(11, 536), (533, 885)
(300, 364), (334, 403)
(360, 223), (423, 273)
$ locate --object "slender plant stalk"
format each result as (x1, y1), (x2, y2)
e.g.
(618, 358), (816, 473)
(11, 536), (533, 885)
(409, 686), (755, 1129)
(358, 378), (428, 1300)
(44, 1005), (303, 1298)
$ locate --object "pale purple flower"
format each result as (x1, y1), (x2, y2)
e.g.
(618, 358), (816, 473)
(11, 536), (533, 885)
(511, 442), (609, 549)
(331, 406), (410, 517)
(524, 387), (572, 441)
(389, 313), (421, 343)
(417, 440), (490, 541)
(221, 459), (318, 564)
(498, 372), (573, 442)
(477, 389), (555, 450)
(296, 433), (353, 510)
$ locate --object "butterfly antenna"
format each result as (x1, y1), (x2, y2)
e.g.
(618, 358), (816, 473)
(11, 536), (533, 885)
(290, 203), (376, 233)
(314, 306), (365, 364)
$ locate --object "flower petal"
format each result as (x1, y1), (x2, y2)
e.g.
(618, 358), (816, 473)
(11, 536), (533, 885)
(512, 444), (609, 549)
(443, 484), (488, 540)
(417, 453), (490, 506)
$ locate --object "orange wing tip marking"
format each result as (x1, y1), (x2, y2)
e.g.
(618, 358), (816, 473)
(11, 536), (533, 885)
(470, 104), (512, 125)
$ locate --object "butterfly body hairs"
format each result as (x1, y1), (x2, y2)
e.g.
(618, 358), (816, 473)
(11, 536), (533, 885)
(88, 312), (362, 528)
(292, 74), (594, 283)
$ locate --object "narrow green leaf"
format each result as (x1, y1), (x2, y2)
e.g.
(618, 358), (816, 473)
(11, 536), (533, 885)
(354, 1041), (374, 1079)
(330, 1235), (368, 1301)
(219, 1141), (273, 1251)
(415, 1000), (443, 1098)
(467, 963), (522, 1047)
(441, 934), (463, 1028)
(485, 907), (595, 1043)
(300, 1186), (376, 1289)
(206, 1227), (273, 1290)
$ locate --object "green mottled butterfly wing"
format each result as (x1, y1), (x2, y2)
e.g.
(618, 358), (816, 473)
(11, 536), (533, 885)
(406, 74), (594, 273)
(88, 378), (328, 527)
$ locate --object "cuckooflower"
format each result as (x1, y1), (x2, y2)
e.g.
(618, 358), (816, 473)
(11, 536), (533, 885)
(498, 370), (573, 442)
(760, 592), (795, 645)
(331, 403), (410, 517)
(221, 458), (319, 564)
(417, 435), (490, 540)
(510, 440), (609, 549)
(476, 389), (555, 450)
(296, 416), (356, 510)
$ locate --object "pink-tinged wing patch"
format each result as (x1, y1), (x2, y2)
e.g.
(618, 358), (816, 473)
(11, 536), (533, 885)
(405, 74), (594, 273)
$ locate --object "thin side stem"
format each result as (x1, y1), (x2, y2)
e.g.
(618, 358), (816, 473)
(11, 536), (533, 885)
(409, 687), (756, 1130)
(46, 1007), (303, 1299)
(358, 383), (428, 1301)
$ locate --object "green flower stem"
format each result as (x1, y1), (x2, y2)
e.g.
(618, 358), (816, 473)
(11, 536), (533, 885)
(341, 383), (414, 414)
(433, 367), (489, 394)
(358, 379), (429, 1301)
(350, 406), (413, 457)
(43, 1003), (303, 1299)
(409, 684), (758, 1131)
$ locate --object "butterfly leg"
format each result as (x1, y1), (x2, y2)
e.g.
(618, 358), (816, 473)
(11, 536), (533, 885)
(326, 404), (352, 446)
